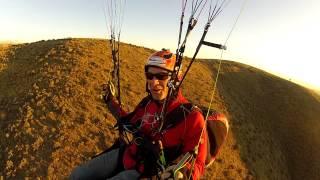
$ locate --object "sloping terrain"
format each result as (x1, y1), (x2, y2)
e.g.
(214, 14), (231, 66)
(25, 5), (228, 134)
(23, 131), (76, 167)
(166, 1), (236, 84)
(0, 39), (319, 179)
(203, 61), (320, 179)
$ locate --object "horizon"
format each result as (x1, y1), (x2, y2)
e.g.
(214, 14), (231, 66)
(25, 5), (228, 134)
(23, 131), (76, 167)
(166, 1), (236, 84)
(1, 37), (320, 92)
(1, 0), (319, 90)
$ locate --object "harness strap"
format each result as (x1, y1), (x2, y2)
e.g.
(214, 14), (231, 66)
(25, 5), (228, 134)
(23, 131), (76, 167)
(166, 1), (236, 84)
(163, 103), (201, 130)
(116, 96), (151, 129)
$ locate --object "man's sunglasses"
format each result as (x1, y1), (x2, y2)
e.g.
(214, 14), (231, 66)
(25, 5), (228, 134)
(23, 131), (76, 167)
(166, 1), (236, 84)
(145, 72), (172, 80)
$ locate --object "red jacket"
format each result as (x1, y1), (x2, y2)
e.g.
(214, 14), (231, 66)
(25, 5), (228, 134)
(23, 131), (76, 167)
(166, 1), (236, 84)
(108, 91), (207, 179)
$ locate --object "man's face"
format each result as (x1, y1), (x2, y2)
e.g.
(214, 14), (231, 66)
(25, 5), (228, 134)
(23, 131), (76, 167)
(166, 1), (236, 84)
(146, 67), (171, 101)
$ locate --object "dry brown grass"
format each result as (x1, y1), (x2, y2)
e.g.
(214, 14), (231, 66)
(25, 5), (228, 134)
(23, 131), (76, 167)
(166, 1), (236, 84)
(0, 38), (319, 179)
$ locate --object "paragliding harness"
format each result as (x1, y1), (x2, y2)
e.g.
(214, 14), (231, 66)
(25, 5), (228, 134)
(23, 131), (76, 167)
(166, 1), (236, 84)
(99, 95), (228, 178)
(99, 96), (190, 177)
(131, 99), (200, 177)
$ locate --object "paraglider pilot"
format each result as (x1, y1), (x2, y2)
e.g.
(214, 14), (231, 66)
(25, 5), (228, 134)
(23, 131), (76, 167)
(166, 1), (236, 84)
(70, 49), (207, 179)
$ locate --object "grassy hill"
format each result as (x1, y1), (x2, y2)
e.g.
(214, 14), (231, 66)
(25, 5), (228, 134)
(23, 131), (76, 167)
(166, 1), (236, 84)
(0, 39), (319, 179)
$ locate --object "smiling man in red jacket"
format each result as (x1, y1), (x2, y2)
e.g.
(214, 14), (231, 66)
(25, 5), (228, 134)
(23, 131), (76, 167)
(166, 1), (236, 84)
(70, 49), (207, 180)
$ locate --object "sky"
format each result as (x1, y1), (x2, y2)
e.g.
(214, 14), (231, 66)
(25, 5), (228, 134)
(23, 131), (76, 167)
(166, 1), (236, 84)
(1, 0), (319, 90)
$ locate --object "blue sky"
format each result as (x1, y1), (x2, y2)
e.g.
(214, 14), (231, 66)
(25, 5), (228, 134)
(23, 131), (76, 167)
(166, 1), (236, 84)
(1, 0), (319, 90)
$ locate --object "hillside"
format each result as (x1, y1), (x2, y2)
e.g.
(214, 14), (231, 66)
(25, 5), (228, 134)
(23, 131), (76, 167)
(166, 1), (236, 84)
(203, 60), (320, 179)
(0, 39), (319, 179)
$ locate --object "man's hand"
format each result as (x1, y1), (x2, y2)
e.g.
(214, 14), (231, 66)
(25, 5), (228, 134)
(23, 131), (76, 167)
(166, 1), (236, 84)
(160, 165), (184, 180)
(102, 81), (116, 103)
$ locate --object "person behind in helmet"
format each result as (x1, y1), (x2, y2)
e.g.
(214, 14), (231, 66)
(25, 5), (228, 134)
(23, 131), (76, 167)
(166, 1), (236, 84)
(70, 49), (207, 180)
